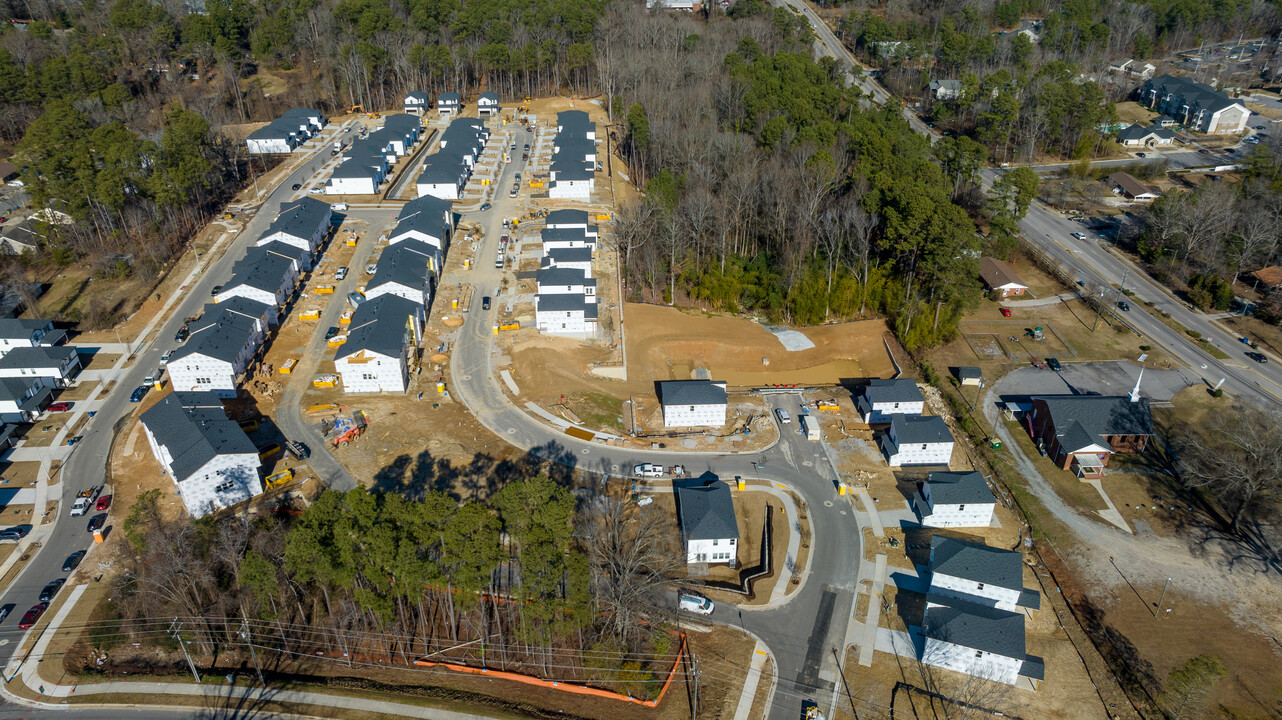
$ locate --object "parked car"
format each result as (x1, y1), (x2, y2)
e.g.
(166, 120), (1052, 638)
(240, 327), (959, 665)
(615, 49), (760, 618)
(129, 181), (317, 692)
(633, 463), (665, 478)
(160, 350), (173, 366)
(1246, 351), (1269, 363)
(0, 604), (13, 624)
(129, 385), (148, 403)
(210, 284), (223, 296)
(47, 402), (74, 412)
(480, 202), (492, 211)
(86, 513), (107, 533)
(1071, 232), (1086, 240)
(18, 603), (47, 630)
(999, 307), (1012, 317)
(62, 550), (86, 572)
(291, 183), (301, 190)
(325, 326), (340, 340)
(523, 143), (530, 150)
(0, 527), (29, 541)
(143, 371), (157, 385)
(38, 579), (65, 603)
(96, 495), (112, 512)
(509, 187), (518, 197)
(336, 266), (349, 281)
(174, 324), (190, 343)
(310, 186), (325, 193)
(775, 408), (791, 424)
(482, 296), (491, 311)
(1117, 300), (1130, 311)
(1047, 357), (1062, 372)
(678, 593), (714, 615)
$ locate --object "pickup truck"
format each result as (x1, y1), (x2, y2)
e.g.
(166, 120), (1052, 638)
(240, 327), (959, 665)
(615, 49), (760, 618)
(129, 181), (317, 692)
(69, 497), (91, 517)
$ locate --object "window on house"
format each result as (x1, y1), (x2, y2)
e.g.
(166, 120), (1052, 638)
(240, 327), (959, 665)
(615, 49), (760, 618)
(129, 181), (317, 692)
(215, 480), (235, 492)
(958, 504), (965, 511)
(921, 444), (927, 450)
(974, 650), (983, 658)
(977, 583), (985, 590)
(712, 539), (718, 546)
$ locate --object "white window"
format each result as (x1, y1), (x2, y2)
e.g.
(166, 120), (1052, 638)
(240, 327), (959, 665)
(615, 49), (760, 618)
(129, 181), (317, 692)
(215, 480), (235, 492)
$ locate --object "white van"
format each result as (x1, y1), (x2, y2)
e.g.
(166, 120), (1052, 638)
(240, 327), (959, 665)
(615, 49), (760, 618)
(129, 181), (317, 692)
(678, 593), (714, 615)
(331, 202), (349, 211)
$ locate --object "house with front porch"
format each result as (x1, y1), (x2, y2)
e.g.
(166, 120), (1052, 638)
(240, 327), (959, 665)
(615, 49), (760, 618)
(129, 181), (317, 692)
(1026, 393), (1153, 478)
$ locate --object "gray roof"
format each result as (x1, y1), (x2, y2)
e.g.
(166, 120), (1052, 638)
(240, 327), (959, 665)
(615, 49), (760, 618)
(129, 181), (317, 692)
(262, 197), (330, 242)
(955, 366), (982, 380)
(171, 308), (259, 364)
(0, 318), (53, 339)
(863, 378), (922, 404)
(337, 295), (420, 360)
(417, 156), (465, 185)
(929, 79), (961, 91)
(1117, 123), (1176, 141)
(0, 345), (76, 370)
(479, 91), (499, 103)
(1033, 395), (1154, 452)
(406, 91), (429, 102)
(248, 118), (303, 141)
(659, 380), (727, 407)
(890, 414), (953, 445)
(676, 478), (739, 541)
(0, 377), (50, 408)
(925, 471), (994, 505)
(225, 251), (294, 293)
(367, 243), (433, 295)
(331, 160), (380, 179)
(542, 227), (596, 244)
(258, 240), (310, 265)
(923, 595), (1026, 658)
(1147, 74), (1240, 115)
(208, 296), (272, 324)
(931, 536), (1023, 591)
(536, 293), (595, 313)
(558, 110), (592, 132)
(546, 247), (593, 264)
(545, 209), (590, 225)
(140, 393), (257, 482)
(392, 196), (452, 240)
(537, 266), (590, 287)
(439, 91), (461, 104)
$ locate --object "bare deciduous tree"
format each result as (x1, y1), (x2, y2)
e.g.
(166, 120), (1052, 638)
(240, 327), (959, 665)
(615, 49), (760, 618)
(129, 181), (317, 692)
(1177, 405), (1282, 534)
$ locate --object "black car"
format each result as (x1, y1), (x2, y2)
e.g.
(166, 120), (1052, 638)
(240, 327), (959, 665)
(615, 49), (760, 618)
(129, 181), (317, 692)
(1047, 357), (1062, 372)
(210, 284), (223, 296)
(480, 202), (492, 211)
(291, 183), (302, 190)
(174, 324), (190, 343)
(482, 296), (492, 310)
(86, 513), (107, 534)
(1117, 300), (1130, 311)
(325, 326), (340, 340)
(62, 550), (86, 572)
(38, 579), (65, 602)
(1246, 351), (1269, 363)
(129, 385), (148, 403)
(0, 604), (13, 624)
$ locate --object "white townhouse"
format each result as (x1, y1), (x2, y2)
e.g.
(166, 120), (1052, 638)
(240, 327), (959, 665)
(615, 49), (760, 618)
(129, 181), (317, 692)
(404, 90), (430, 114)
(536, 265), (596, 298)
(0, 318), (65, 358)
(676, 477), (739, 566)
(334, 295), (425, 393)
(914, 471), (997, 528)
(920, 536), (1044, 687)
(214, 249), (299, 310)
(543, 209), (598, 234)
(541, 226), (598, 251)
(364, 241), (437, 307)
(246, 120), (301, 154)
(856, 378), (924, 423)
(253, 240), (311, 274)
(0, 346), (80, 386)
(140, 392), (263, 519)
(659, 379), (728, 428)
(166, 307), (264, 397)
(0, 377), (54, 422)
(879, 414), (955, 467)
(549, 155), (594, 200)
(549, 110), (597, 200)
(415, 119), (487, 200)
(280, 107), (327, 132)
(477, 91), (500, 116)
(437, 91), (462, 115)
(256, 197), (333, 258)
(389, 194), (453, 251)
(534, 293), (598, 336)
(542, 248), (593, 275)
(327, 156), (384, 195)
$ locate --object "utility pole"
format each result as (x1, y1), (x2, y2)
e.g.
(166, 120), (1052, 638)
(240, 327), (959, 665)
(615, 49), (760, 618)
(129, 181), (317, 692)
(241, 612), (266, 689)
(1155, 577), (1173, 617)
(169, 619), (202, 684)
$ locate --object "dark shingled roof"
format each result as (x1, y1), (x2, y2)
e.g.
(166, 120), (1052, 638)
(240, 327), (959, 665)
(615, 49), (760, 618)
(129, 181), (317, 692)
(660, 380), (727, 407)
(863, 378), (922, 404)
(139, 393), (257, 482)
(890, 414), (953, 444)
(0, 377), (52, 410)
(931, 536), (1024, 591)
(0, 345), (76, 370)
(676, 478), (739, 541)
(170, 306), (259, 364)
(367, 243), (433, 296)
(0, 318), (53, 339)
(545, 209), (590, 225)
(1033, 395), (1154, 453)
(925, 471), (995, 505)
(223, 251), (295, 294)
(536, 293), (595, 313)
(392, 195), (452, 242)
(406, 90), (429, 102)
(337, 295), (420, 360)
(537, 266), (590, 288)
(923, 594), (1026, 658)
(262, 197), (330, 242)
(439, 91), (461, 104)
(546, 247), (593, 264)
(955, 366), (982, 381)
(542, 227), (596, 244)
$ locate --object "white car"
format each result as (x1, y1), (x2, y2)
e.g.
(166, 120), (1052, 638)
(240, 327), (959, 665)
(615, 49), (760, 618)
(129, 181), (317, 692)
(678, 593), (714, 615)
(1071, 232), (1086, 240)
(336, 267), (349, 281)
(633, 463), (664, 478)
(775, 408), (791, 424)
(159, 350), (173, 367)
(308, 187), (324, 194)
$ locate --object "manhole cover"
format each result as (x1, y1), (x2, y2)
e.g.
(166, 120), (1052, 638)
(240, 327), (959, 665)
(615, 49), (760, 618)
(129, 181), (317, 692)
(462, 374), (471, 380)
(802, 461), (813, 467)
(580, 448), (591, 455)
(611, 464), (619, 471)
(824, 501), (833, 507)
(507, 428), (516, 434)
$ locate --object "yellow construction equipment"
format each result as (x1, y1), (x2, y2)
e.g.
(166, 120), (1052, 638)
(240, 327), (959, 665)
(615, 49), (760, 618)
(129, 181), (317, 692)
(596, 213), (612, 221)
(499, 322), (520, 331)
(258, 443), (283, 460)
(340, 309), (354, 325)
(327, 334), (347, 348)
(222, 212), (234, 220)
(529, 181), (544, 188)
(349, 105), (364, 114)
(304, 403), (345, 420)
(265, 469), (294, 489)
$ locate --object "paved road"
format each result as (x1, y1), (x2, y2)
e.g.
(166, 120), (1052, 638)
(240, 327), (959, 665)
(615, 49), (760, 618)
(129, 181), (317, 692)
(0, 127), (360, 674)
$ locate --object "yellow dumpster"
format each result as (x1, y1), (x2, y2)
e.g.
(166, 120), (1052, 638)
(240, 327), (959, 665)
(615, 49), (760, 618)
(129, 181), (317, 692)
(298, 310), (320, 320)
(279, 358), (297, 375)
(314, 285), (335, 295)
(327, 334), (347, 347)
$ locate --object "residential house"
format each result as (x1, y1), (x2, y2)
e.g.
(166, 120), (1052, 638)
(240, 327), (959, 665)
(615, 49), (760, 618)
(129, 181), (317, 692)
(914, 471), (997, 527)
(544, 209), (598, 233)
(165, 307), (264, 397)
(0, 318), (64, 358)
(659, 380), (728, 428)
(541, 226), (598, 251)
(404, 91), (430, 114)
(929, 536), (1041, 614)
(334, 295), (425, 393)
(1026, 393), (1153, 478)
(534, 293), (598, 336)
(978, 257), (1029, 298)
(0, 346), (80, 386)
(537, 265), (596, 298)
(1107, 172), (1162, 202)
(416, 118), (488, 200)
(1249, 266), (1282, 289)
(542, 248), (593, 275)
(0, 221), (40, 255)
(1109, 58), (1156, 79)
(0, 377), (54, 422)
(647, 0), (699, 8)
(1153, 115), (1177, 128)
(280, 107), (328, 132)
(256, 197), (333, 258)
(214, 249), (300, 311)
(879, 414), (955, 467)
(364, 241), (437, 308)
(856, 378), (924, 424)
(326, 156), (383, 195)
(477, 92), (500, 116)
(549, 111), (597, 200)
(389, 194), (453, 251)
(437, 91), (461, 115)
(1141, 74), (1249, 134)
(675, 477), (739, 566)
(139, 392), (263, 519)
(246, 119), (304, 154)
(928, 79), (962, 101)
(1116, 123), (1176, 147)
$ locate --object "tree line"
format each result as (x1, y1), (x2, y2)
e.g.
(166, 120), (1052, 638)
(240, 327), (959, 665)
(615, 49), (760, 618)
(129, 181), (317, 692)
(99, 477), (685, 697)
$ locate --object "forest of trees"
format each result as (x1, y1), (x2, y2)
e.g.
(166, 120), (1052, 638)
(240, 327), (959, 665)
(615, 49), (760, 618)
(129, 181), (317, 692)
(100, 478), (690, 696)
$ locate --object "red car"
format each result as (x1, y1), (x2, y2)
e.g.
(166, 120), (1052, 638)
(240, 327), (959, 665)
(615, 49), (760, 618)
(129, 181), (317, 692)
(95, 495), (112, 512)
(18, 603), (47, 629)
(47, 402), (74, 412)
(999, 307), (1012, 317)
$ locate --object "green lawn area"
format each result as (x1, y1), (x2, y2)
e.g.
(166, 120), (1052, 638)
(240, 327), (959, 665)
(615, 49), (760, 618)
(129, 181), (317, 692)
(565, 391), (625, 433)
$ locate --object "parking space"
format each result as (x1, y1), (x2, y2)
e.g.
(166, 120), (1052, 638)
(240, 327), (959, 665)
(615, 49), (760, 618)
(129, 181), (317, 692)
(994, 360), (1197, 401)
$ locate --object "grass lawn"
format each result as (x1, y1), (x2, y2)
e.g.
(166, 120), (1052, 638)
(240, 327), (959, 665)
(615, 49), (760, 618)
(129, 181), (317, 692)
(1114, 101), (1158, 125)
(564, 391), (625, 433)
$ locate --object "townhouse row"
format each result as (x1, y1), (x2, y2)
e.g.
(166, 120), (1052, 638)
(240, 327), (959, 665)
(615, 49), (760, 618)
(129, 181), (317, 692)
(533, 209), (599, 337)
(327, 114), (425, 195)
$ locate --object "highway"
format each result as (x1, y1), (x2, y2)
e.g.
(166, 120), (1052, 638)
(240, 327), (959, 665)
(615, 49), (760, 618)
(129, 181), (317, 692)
(774, 0), (1282, 412)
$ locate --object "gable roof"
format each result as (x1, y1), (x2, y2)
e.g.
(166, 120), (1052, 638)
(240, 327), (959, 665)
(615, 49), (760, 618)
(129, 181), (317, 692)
(862, 378), (922, 404)
(170, 309), (258, 365)
(925, 471), (995, 505)
(537, 265), (590, 287)
(337, 295), (419, 360)
(545, 209), (590, 225)
(208, 296), (272, 324)
(978, 257), (1028, 291)
(546, 247), (593, 264)
(367, 243), (433, 294)
(890, 414), (953, 444)
(659, 380), (727, 407)
(1146, 74), (1242, 115)
(1249, 266), (1282, 288)
(224, 251), (295, 294)
(923, 595), (1026, 658)
(392, 196), (452, 240)
(1033, 394), (1154, 451)
(536, 293), (597, 315)
(955, 366), (982, 381)
(140, 393), (257, 482)
(262, 197), (330, 241)
(1108, 172), (1160, 198)
(439, 91), (461, 104)
(0, 318), (53, 340)
(676, 478), (739, 541)
(0, 345), (76, 370)
(478, 91), (499, 104)
(931, 535), (1024, 591)
(405, 90), (429, 102)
